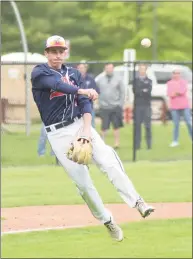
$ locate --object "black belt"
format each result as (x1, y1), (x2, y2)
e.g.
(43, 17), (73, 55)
(45, 114), (82, 133)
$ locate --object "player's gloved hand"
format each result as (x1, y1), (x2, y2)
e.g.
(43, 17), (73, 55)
(67, 136), (92, 165)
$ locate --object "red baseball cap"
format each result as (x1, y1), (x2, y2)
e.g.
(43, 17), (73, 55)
(45, 35), (68, 50)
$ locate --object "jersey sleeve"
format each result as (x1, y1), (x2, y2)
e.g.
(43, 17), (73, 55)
(31, 67), (79, 94)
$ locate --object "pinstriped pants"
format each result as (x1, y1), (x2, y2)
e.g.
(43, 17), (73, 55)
(47, 118), (140, 224)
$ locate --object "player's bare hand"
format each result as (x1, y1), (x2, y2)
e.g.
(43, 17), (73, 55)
(78, 89), (98, 100)
(87, 89), (98, 101)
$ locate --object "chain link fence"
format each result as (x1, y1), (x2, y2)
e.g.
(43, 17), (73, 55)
(1, 60), (192, 166)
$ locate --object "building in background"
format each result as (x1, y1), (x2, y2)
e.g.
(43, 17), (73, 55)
(1, 52), (47, 124)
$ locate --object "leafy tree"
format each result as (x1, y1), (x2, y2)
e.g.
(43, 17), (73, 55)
(89, 2), (192, 61)
(2, 1), (192, 62)
(1, 1), (97, 61)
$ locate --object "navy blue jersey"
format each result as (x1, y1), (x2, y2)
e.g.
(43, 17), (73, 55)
(31, 63), (92, 126)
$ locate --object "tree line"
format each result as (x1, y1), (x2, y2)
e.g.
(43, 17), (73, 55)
(2, 1), (192, 62)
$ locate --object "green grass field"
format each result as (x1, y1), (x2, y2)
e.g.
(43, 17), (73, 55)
(2, 219), (192, 258)
(2, 161), (192, 207)
(2, 123), (192, 258)
(2, 122), (192, 166)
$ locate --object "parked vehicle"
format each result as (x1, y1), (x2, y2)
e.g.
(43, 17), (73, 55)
(94, 64), (192, 120)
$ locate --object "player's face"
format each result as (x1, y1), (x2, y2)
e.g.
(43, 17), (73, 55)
(105, 64), (114, 75)
(45, 47), (66, 69)
(77, 64), (87, 76)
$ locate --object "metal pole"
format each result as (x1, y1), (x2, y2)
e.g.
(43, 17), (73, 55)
(123, 50), (129, 104)
(152, 1), (158, 60)
(132, 62), (137, 162)
(123, 49), (136, 104)
(10, 1), (30, 136)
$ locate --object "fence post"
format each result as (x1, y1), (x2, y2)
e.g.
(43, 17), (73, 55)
(132, 62), (137, 162)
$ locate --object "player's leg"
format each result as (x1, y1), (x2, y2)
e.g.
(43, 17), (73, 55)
(47, 122), (123, 241)
(46, 124), (110, 223)
(183, 108), (192, 140)
(59, 158), (123, 241)
(92, 127), (154, 218)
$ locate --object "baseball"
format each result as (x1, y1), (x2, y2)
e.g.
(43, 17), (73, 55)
(141, 38), (151, 48)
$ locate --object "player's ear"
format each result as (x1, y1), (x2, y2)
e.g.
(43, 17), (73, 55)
(44, 50), (49, 57)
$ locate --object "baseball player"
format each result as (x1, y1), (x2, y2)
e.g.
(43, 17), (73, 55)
(31, 35), (154, 242)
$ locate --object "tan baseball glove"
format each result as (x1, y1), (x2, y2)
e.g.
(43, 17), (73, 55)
(67, 136), (92, 165)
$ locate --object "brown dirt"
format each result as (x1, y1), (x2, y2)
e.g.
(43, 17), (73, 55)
(1, 202), (192, 234)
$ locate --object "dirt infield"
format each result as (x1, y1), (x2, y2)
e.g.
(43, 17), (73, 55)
(1, 202), (192, 234)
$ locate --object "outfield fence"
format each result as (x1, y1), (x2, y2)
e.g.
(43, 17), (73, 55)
(1, 60), (192, 165)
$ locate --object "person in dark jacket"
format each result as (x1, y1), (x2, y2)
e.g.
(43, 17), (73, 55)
(77, 61), (100, 128)
(133, 64), (152, 150)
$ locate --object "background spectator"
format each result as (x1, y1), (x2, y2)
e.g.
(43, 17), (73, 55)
(96, 63), (125, 149)
(167, 68), (192, 147)
(77, 61), (100, 128)
(133, 64), (152, 150)
(38, 123), (54, 156)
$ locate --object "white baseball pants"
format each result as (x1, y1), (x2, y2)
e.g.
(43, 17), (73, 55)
(47, 118), (140, 224)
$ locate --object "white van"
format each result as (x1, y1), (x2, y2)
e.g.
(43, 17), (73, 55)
(95, 64), (192, 119)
